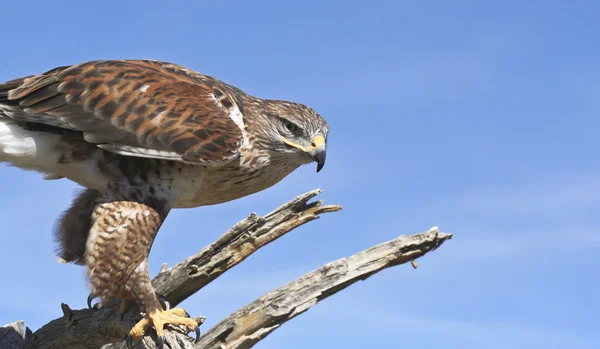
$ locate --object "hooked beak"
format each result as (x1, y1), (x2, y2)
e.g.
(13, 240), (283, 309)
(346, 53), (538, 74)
(310, 146), (326, 172)
(308, 135), (326, 172)
(280, 134), (327, 172)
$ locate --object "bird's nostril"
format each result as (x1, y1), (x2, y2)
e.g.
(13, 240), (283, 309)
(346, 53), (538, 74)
(311, 141), (317, 147)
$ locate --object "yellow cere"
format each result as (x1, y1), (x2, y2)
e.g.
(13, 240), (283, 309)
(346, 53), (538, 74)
(281, 135), (326, 152)
(310, 135), (326, 149)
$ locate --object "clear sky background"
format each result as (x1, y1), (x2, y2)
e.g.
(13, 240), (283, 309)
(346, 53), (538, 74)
(1, 1), (599, 348)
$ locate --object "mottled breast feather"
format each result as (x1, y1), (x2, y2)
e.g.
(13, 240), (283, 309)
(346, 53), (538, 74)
(2, 60), (244, 164)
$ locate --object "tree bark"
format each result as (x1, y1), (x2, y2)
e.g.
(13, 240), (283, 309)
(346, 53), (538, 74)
(0, 321), (25, 349)
(196, 227), (451, 349)
(151, 189), (342, 307)
(0, 190), (452, 349)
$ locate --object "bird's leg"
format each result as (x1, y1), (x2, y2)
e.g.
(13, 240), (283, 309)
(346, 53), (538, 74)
(120, 298), (135, 314)
(118, 292), (138, 321)
(119, 291), (169, 321)
(127, 261), (198, 342)
(85, 185), (198, 346)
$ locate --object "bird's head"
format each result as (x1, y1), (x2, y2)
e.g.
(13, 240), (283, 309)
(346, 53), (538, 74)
(246, 99), (329, 172)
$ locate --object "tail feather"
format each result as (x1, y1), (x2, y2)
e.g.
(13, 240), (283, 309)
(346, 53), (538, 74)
(1, 74), (109, 189)
(0, 118), (109, 190)
(0, 118), (62, 169)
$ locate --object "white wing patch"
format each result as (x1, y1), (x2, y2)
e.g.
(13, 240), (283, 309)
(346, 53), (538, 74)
(96, 143), (237, 166)
(150, 110), (167, 126)
(228, 103), (245, 130)
(209, 93), (219, 105)
(97, 143), (182, 161)
(208, 92), (245, 130)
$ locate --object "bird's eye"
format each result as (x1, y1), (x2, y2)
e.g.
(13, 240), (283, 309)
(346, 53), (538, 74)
(282, 120), (299, 133)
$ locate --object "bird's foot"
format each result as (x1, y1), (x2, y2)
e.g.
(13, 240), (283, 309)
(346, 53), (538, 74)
(129, 308), (199, 347)
(120, 293), (169, 321)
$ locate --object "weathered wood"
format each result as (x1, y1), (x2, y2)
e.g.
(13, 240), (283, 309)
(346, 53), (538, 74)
(152, 189), (342, 307)
(2, 190), (341, 349)
(195, 227), (452, 349)
(0, 321), (25, 349)
(0, 190), (453, 349)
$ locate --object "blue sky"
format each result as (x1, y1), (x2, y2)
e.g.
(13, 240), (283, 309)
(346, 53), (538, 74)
(1, 1), (599, 348)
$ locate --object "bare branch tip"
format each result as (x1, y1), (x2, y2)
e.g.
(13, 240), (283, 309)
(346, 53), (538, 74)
(310, 199), (325, 207)
(195, 316), (207, 325)
(25, 327), (33, 340)
(426, 226), (453, 241)
(302, 188), (324, 201)
(306, 204), (342, 218)
(60, 303), (73, 320)
(320, 204), (342, 212)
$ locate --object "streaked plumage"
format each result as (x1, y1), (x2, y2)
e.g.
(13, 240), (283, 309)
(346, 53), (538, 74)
(0, 59), (329, 343)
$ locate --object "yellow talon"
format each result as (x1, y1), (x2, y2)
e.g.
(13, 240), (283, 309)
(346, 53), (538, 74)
(129, 308), (198, 340)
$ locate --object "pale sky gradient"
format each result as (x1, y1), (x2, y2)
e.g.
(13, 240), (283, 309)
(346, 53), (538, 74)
(1, 1), (599, 349)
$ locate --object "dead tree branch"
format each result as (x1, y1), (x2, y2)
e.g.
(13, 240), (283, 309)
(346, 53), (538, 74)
(152, 189), (342, 307)
(0, 321), (25, 349)
(1, 190), (453, 349)
(1, 190), (340, 349)
(196, 227), (452, 349)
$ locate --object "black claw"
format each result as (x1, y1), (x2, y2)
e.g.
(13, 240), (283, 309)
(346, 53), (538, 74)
(156, 335), (165, 349)
(181, 311), (201, 342)
(157, 294), (170, 311)
(194, 326), (201, 343)
(125, 334), (134, 349)
(87, 294), (95, 309)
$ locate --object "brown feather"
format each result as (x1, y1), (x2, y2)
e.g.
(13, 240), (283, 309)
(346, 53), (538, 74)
(1, 60), (244, 164)
(86, 185), (170, 307)
(53, 188), (102, 265)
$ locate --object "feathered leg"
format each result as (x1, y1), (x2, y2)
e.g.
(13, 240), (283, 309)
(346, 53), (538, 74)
(85, 185), (198, 345)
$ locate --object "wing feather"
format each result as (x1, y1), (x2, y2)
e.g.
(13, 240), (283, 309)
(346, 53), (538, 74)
(0, 60), (244, 164)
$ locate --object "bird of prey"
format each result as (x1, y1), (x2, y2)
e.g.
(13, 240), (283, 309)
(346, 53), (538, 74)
(0, 60), (328, 345)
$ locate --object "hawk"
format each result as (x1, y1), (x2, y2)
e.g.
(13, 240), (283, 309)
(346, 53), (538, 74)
(0, 60), (328, 345)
